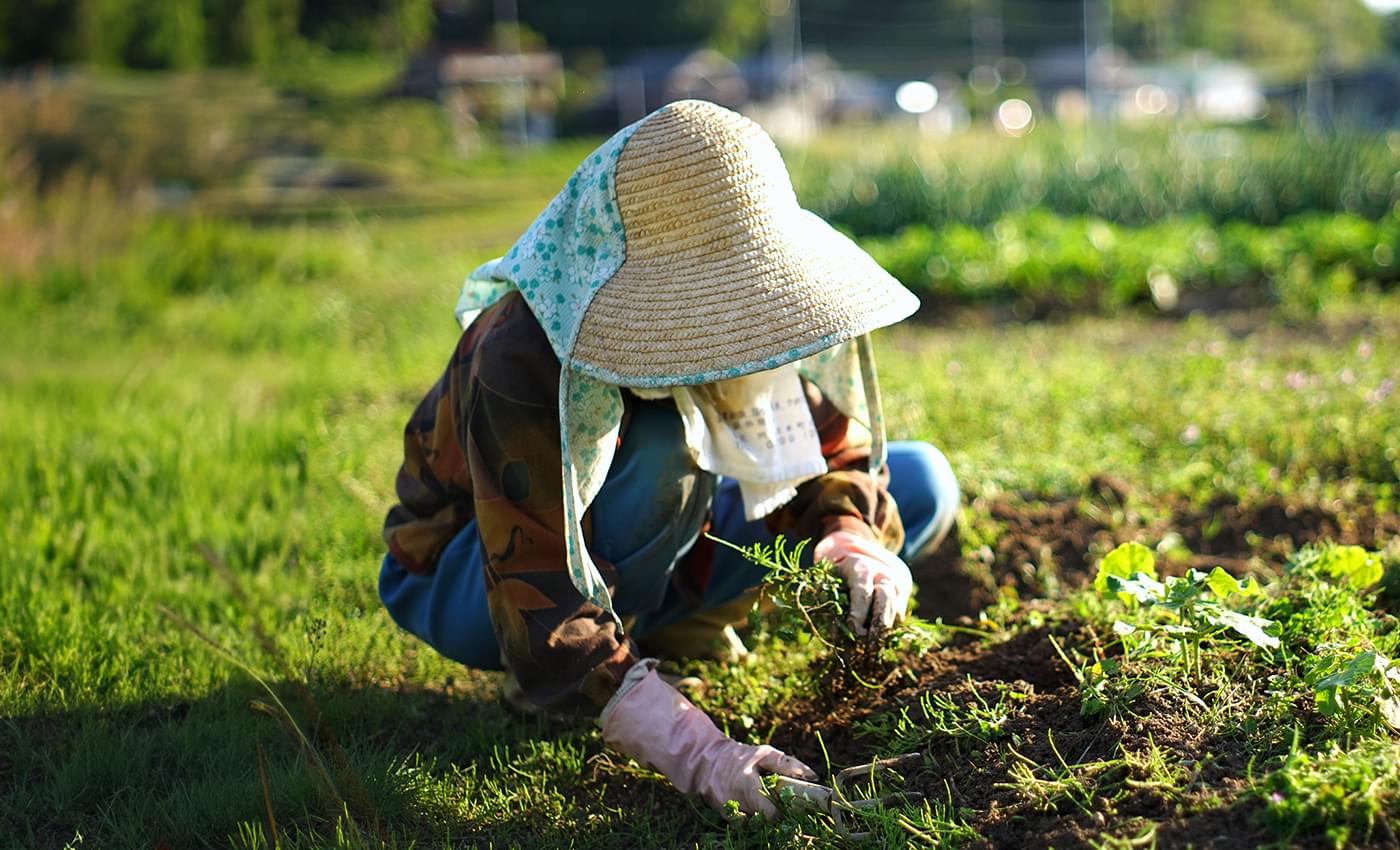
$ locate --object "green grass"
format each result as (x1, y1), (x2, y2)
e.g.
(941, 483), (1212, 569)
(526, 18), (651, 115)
(878, 308), (1400, 500)
(3, 183), (1398, 845)
(3, 77), (1400, 844)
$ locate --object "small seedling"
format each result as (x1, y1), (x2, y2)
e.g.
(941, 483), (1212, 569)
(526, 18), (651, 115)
(1094, 542), (1280, 679)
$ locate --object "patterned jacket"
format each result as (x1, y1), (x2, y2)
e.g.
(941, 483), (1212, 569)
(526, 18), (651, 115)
(383, 291), (905, 714)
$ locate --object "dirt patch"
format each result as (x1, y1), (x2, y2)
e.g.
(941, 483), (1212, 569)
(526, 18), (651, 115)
(912, 487), (1400, 622)
(1170, 494), (1400, 562)
(762, 621), (1281, 850)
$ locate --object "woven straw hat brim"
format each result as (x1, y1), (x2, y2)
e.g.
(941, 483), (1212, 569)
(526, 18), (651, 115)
(570, 209), (920, 387)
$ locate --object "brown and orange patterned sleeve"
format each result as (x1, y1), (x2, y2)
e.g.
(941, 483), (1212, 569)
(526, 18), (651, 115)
(383, 293), (639, 714)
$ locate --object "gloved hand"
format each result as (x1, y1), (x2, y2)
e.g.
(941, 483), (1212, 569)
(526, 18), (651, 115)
(815, 530), (913, 636)
(600, 664), (816, 817)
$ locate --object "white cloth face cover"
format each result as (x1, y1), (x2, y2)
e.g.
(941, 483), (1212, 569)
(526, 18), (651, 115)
(669, 365), (828, 521)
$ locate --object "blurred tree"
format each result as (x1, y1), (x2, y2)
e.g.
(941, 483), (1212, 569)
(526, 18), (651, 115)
(1115, 0), (1383, 75)
(299, 0), (434, 53)
(0, 0), (432, 67)
(150, 0), (208, 68)
(0, 0), (80, 66)
(0, 0), (1383, 73)
(803, 0), (1385, 78)
(708, 0), (770, 58)
(1387, 11), (1400, 54)
(512, 0), (768, 59)
(238, 0), (303, 66)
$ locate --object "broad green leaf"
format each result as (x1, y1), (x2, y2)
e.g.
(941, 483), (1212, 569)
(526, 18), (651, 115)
(1205, 608), (1281, 649)
(1205, 566), (1262, 599)
(1095, 543), (1157, 597)
(1105, 572), (1166, 605)
(1316, 545), (1383, 588)
(1315, 650), (1378, 690)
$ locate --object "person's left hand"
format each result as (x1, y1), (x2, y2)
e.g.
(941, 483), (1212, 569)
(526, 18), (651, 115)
(814, 531), (913, 636)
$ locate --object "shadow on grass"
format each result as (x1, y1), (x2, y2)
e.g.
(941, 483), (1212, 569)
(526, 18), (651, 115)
(1, 672), (746, 850)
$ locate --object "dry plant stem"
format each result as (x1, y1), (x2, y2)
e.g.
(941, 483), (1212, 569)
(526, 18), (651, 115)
(249, 697), (344, 819)
(256, 740), (280, 849)
(895, 814), (941, 846)
(935, 623), (999, 640)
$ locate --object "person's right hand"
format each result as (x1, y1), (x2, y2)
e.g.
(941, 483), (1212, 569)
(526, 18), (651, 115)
(600, 667), (816, 816)
(815, 530), (913, 637)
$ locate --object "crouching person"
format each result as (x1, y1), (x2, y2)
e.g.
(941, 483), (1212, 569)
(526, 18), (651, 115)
(376, 101), (959, 817)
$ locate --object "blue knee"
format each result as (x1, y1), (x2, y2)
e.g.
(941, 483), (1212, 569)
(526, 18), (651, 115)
(377, 532), (502, 670)
(886, 441), (960, 560)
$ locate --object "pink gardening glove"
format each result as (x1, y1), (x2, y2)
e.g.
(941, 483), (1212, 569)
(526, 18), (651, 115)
(600, 666), (816, 817)
(815, 530), (913, 636)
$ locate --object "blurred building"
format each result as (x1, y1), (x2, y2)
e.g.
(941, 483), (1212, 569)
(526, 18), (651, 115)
(396, 47), (564, 148)
(1267, 61), (1400, 129)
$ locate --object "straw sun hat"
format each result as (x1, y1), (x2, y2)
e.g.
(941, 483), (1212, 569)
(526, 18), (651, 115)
(457, 98), (918, 387)
(453, 99), (918, 624)
(570, 99), (918, 384)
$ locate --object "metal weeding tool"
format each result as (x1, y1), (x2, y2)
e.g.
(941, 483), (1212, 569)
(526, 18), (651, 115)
(769, 753), (924, 839)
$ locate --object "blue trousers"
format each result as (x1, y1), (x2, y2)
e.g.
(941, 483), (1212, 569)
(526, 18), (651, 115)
(379, 402), (959, 670)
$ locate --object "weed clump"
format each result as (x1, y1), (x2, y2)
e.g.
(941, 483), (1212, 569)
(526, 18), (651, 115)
(712, 534), (898, 688)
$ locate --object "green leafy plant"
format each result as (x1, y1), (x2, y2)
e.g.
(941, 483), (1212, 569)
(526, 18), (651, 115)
(1263, 544), (1391, 656)
(1291, 544), (1385, 590)
(856, 208), (1400, 314)
(1070, 652), (1148, 720)
(1095, 542), (1281, 678)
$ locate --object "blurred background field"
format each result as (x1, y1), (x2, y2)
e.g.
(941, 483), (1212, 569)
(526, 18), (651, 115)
(3, 0), (1400, 847)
